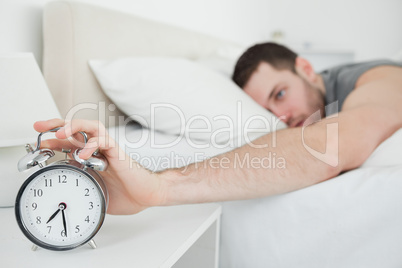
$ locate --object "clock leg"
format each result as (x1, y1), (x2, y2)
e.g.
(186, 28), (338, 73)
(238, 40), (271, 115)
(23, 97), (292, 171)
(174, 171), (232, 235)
(31, 244), (38, 251)
(88, 239), (97, 249)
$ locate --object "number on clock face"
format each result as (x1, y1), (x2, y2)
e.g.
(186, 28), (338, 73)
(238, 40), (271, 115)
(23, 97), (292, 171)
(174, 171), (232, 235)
(17, 167), (105, 249)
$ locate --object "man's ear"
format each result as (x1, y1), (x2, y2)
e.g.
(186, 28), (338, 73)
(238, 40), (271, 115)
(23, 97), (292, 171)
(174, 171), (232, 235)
(295, 57), (316, 82)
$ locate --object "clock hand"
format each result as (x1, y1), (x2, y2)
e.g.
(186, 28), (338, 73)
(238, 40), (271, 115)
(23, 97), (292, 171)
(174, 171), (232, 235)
(61, 206), (67, 237)
(46, 207), (61, 224)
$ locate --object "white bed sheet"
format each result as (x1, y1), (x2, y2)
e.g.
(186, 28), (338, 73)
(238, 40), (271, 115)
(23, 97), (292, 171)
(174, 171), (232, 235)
(220, 165), (402, 268)
(109, 124), (402, 268)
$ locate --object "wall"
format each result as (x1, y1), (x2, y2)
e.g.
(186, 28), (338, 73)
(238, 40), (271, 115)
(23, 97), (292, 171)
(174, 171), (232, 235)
(1, 0), (402, 67)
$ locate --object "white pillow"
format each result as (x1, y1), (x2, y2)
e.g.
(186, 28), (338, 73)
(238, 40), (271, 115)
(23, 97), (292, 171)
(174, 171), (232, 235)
(195, 45), (245, 77)
(361, 128), (402, 168)
(89, 57), (286, 147)
(195, 56), (236, 77)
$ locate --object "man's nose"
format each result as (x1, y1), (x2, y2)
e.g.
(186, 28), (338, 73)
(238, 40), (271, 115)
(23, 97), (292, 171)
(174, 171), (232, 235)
(270, 107), (291, 124)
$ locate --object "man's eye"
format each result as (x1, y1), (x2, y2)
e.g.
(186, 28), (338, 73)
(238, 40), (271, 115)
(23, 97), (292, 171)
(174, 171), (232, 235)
(276, 89), (286, 100)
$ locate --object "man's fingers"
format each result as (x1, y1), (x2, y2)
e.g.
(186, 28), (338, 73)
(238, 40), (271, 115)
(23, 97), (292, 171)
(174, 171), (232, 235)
(33, 119), (118, 160)
(56, 119), (106, 140)
(33, 119), (66, 132)
(34, 119), (107, 147)
(78, 137), (100, 159)
(79, 136), (118, 160)
(40, 137), (109, 160)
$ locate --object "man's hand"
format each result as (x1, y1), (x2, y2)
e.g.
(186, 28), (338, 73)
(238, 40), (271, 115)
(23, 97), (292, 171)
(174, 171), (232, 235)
(34, 119), (166, 215)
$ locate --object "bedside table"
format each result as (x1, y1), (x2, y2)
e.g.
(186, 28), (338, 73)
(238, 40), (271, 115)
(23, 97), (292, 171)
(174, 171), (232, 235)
(0, 203), (222, 268)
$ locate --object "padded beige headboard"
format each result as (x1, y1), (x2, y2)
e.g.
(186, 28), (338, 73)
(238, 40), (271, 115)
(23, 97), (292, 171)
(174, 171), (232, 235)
(42, 1), (241, 127)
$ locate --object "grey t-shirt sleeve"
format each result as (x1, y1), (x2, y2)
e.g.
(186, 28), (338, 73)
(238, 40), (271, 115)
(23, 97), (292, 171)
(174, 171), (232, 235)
(320, 59), (402, 115)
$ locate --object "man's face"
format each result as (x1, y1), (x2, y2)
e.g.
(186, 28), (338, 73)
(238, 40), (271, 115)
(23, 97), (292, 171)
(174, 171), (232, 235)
(243, 62), (325, 127)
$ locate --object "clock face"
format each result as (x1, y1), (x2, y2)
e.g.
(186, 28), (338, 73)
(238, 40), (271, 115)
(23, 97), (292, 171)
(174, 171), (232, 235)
(15, 165), (106, 250)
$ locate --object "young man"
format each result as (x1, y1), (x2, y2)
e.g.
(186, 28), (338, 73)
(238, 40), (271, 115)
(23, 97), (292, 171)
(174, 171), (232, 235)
(34, 43), (402, 215)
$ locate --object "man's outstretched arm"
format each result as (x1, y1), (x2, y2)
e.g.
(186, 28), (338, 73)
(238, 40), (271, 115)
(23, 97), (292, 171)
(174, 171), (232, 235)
(162, 103), (400, 205)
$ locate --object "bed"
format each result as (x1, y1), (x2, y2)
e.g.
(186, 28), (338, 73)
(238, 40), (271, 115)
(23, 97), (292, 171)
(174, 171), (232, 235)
(42, 1), (402, 267)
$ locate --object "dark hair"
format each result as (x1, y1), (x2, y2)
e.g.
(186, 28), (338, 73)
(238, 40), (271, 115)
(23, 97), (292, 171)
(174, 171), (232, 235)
(232, 42), (298, 88)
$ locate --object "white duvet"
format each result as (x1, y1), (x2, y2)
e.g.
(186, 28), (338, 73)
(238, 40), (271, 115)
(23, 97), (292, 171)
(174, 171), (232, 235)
(110, 125), (402, 268)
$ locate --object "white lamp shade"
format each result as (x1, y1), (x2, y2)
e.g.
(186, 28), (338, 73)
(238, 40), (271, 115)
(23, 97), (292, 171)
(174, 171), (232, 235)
(0, 53), (61, 147)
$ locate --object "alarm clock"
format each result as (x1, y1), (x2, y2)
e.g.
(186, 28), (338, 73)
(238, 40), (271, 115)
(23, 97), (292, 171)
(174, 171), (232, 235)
(15, 128), (109, 251)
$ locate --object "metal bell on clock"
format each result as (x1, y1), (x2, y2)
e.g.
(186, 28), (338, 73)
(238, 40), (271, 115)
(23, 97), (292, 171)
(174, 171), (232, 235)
(72, 149), (108, 171)
(17, 127), (60, 172)
(17, 145), (55, 172)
